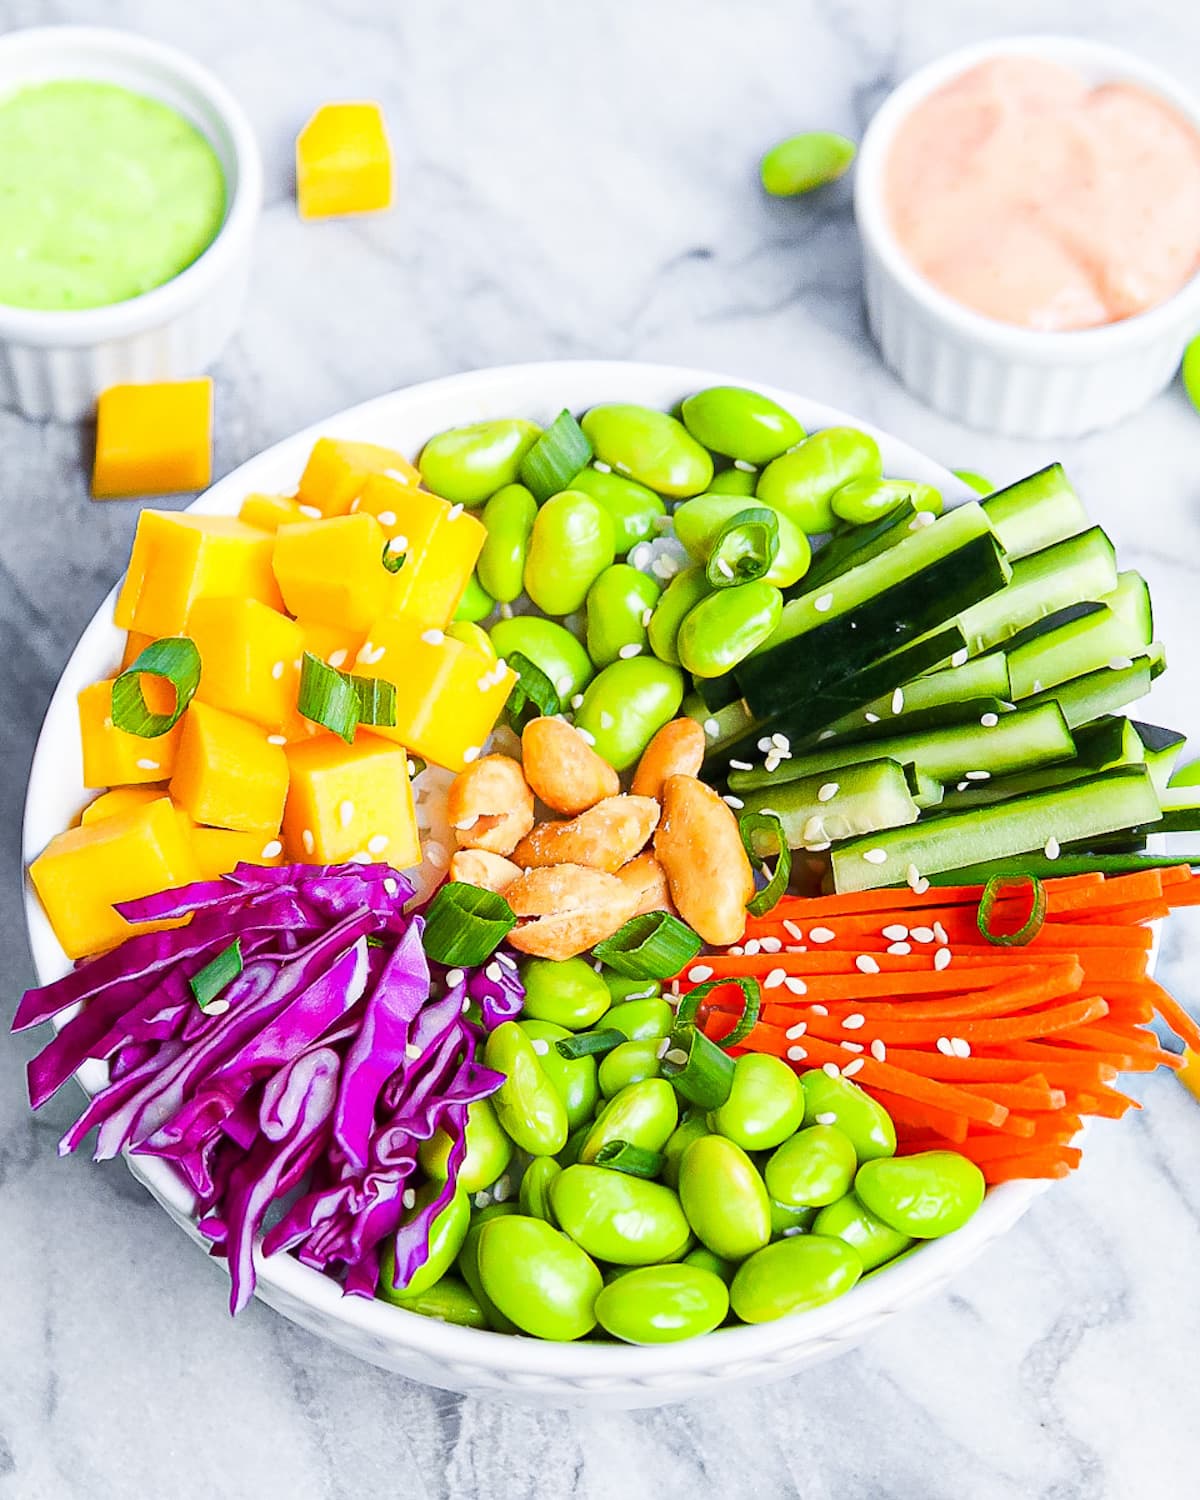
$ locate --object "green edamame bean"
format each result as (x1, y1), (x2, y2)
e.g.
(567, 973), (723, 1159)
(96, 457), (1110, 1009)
(854, 1151), (985, 1239)
(551, 1165), (692, 1266)
(567, 466), (667, 554)
(798, 1070), (896, 1162)
(646, 565), (712, 667)
(729, 1234), (862, 1323)
(770, 1199), (818, 1238)
(383, 1273), (489, 1329)
(759, 132), (856, 197)
(952, 469), (994, 496)
(707, 467), (758, 497)
(477, 1215), (602, 1340)
(757, 427), (882, 534)
(672, 494), (812, 589)
(477, 483), (537, 603)
(1182, 333), (1200, 413)
(445, 620), (494, 658)
(454, 572), (495, 623)
(812, 1191), (913, 1271)
(417, 1096), (513, 1194)
(524, 490), (615, 616)
(662, 1111), (711, 1189)
(489, 615), (594, 701)
(594, 1263), (729, 1343)
(518, 1019), (600, 1131)
(579, 1077), (679, 1163)
(574, 657), (684, 771)
(519, 955), (611, 1030)
(459, 1205), (520, 1333)
(765, 1125), (857, 1208)
(378, 1183), (471, 1299)
(680, 387), (804, 466)
(519, 1156), (563, 1223)
(598, 1039), (664, 1097)
(585, 564), (662, 668)
(418, 419), (541, 507)
(682, 1245), (736, 1284)
(707, 1053), (805, 1152)
(676, 580), (782, 678)
(602, 975), (663, 1007)
(581, 404), (713, 498)
(830, 477), (942, 526)
(484, 1021), (569, 1156)
(678, 1134), (771, 1261)
(604, 995), (673, 1039)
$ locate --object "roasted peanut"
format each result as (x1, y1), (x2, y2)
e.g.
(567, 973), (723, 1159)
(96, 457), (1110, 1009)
(630, 717), (706, 800)
(505, 863), (640, 960)
(448, 848), (523, 894)
(446, 755), (535, 856)
(654, 774), (754, 946)
(521, 716), (620, 816)
(513, 795), (660, 874)
(614, 850), (674, 916)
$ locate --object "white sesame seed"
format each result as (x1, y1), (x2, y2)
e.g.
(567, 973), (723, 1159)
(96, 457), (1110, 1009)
(270, 660), (285, 681)
(810, 1004), (829, 1016)
(716, 558), (736, 580)
(854, 956), (880, 975)
(1108, 657), (1134, 671)
(744, 939), (761, 956)
(723, 794), (745, 810)
(484, 961), (502, 983)
(474, 1190), (492, 1209)
(842, 1012), (866, 1029)
(951, 648), (969, 668)
(729, 758), (754, 771)
(785, 1021), (808, 1039)
(655, 1039), (672, 1060)
(405, 1043), (422, 1060)
(870, 1039), (887, 1062)
(980, 712), (999, 727)
(807, 841), (833, 852)
(463, 745), (481, 762)
(665, 1047), (689, 1066)
(426, 842), (449, 868)
(842, 1058), (865, 1078)
(757, 736), (774, 752)
(965, 770), (991, 781)
(784, 976), (808, 996)
(803, 815), (826, 843)
(407, 760), (418, 778)
(445, 969), (465, 987)
(357, 642), (386, 665)
(783, 920), (804, 941)
(764, 754), (782, 774)
(367, 833), (389, 855)
(814, 1111), (837, 1126)
(337, 799), (355, 828)
(911, 926), (935, 944)
(786, 1045), (808, 1061)
(497, 952), (517, 970)
(376, 509), (397, 527)
(687, 965), (713, 984)
(447, 503), (465, 521)
(818, 729), (836, 740)
(571, 693), (585, 710)
(841, 1041), (865, 1053)
(882, 924), (909, 941)
(759, 936), (782, 953)
(951, 1037), (971, 1058)
(814, 592), (834, 613)
(817, 782), (840, 803)
(772, 733), (791, 751)
(864, 712), (881, 724)
(887, 941), (912, 956)
(492, 1173), (512, 1203)
(576, 727), (596, 746)
(302, 829), (315, 855)
(383, 877), (399, 897)
(200, 998), (230, 1016)
(704, 717), (721, 737)
(499, 602), (514, 619)
(891, 688), (905, 715)
(618, 643), (643, 659)
(810, 926), (835, 943)
(593, 460), (612, 474)
(956, 782), (971, 793)
(765, 968), (787, 990)
(135, 758), (160, 771)
(933, 921), (949, 945)
(733, 459), (757, 473)
(822, 1062), (841, 1079)
(403, 1188), (417, 1210)
(862, 849), (888, 865)
(298, 503), (322, 519)
(934, 947), (952, 971)
(728, 946), (744, 957)
(1044, 837), (1061, 860)
(260, 839), (283, 860)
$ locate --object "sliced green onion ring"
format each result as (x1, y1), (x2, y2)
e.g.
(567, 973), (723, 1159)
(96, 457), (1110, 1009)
(977, 874), (1047, 947)
(298, 651), (359, 744)
(351, 673), (397, 727)
(593, 1139), (666, 1178)
(659, 1024), (736, 1109)
(424, 882), (516, 966)
(190, 938), (243, 1014)
(738, 810), (792, 917)
(555, 1028), (625, 1060)
(675, 976), (761, 1050)
(504, 650), (561, 732)
(381, 538), (407, 574)
(592, 911), (703, 979)
(519, 408), (592, 502)
(705, 506), (780, 589)
(110, 636), (201, 738)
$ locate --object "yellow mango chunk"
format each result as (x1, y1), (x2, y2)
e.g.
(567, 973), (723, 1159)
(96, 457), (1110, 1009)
(299, 437), (420, 517)
(78, 680), (184, 789)
(120, 631), (155, 670)
(296, 103), (392, 220)
(192, 826), (286, 881)
(356, 474), (486, 628)
(187, 596), (304, 731)
(92, 379), (213, 498)
(239, 493), (313, 532)
(81, 786), (170, 824)
(282, 733), (420, 866)
(353, 615), (515, 772)
(272, 513), (388, 630)
(170, 701), (288, 833)
(115, 511), (283, 637)
(29, 798), (202, 960)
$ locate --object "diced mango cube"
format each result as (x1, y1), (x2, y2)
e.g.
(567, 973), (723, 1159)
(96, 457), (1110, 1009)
(295, 618), (366, 674)
(170, 701), (288, 833)
(282, 733), (420, 866)
(192, 826), (286, 880)
(78, 680), (184, 789)
(29, 798), (203, 959)
(296, 103), (392, 220)
(115, 511), (283, 637)
(187, 596), (304, 732)
(120, 631), (155, 670)
(298, 437), (419, 517)
(272, 513), (388, 630)
(356, 474), (486, 628)
(92, 379), (213, 498)
(239, 493), (311, 532)
(353, 615), (516, 772)
(81, 786), (174, 825)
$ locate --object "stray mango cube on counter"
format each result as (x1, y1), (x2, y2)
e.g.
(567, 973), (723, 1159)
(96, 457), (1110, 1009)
(357, 474), (486, 628)
(239, 493), (311, 532)
(296, 103), (392, 221)
(192, 825), (285, 881)
(272, 512), (388, 631)
(78, 679), (184, 789)
(187, 596), (304, 732)
(115, 511), (283, 637)
(29, 798), (202, 960)
(92, 379), (213, 498)
(170, 700), (288, 833)
(282, 734), (420, 866)
(299, 437), (419, 516)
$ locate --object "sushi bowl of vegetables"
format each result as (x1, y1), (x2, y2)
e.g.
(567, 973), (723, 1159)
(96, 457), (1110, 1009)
(19, 361), (1199, 1408)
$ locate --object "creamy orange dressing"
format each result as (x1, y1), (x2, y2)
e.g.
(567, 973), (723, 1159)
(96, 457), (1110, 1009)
(886, 57), (1200, 330)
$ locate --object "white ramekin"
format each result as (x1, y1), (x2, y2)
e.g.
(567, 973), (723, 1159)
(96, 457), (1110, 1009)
(855, 36), (1200, 439)
(0, 27), (261, 422)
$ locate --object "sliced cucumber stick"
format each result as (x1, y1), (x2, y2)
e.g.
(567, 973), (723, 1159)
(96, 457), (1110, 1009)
(740, 758), (919, 850)
(982, 463), (1087, 560)
(957, 526), (1117, 654)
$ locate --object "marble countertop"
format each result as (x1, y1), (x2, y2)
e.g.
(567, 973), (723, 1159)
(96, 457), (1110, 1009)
(4, 0), (1200, 1495)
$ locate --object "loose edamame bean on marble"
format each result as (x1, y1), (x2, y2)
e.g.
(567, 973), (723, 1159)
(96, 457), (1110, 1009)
(518, 1018), (600, 1131)
(678, 1134), (771, 1261)
(598, 1038), (664, 1097)
(672, 494), (812, 589)
(602, 975), (663, 1007)
(830, 476), (942, 526)
(646, 565), (712, 667)
(765, 1125), (857, 1208)
(477, 1215), (603, 1341)
(383, 1274), (489, 1329)
(568, 466), (667, 554)
(756, 427), (882, 534)
(854, 1151), (985, 1239)
(579, 1077), (679, 1163)
(662, 1111), (711, 1189)
(581, 404), (714, 498)
(417, 1096), (513, 1195)
(759, 132), (856, 197)
(454, 571), (495, 623)
(488, 615), (594, 701)
(484, 1021), (569, 1156)
(418, 419), (542, 507)
(594, 1263), (729, 1344)
(574, 657), (685, 771)
(811, 1191), (913, 1271)
(477, 483), (537, 603)
(378, 1182), (471, 1299)
(707, 467), (758, 497)
(707, 1053), (806, 1152)
(680, 386), (804, 466)
(603, 994), (673, 1039)
(524, 490), (615, 616)
(519, 1156), (563, 1223)
(676, 579), (782, 678)
(798, 1070), (896, 1162)
(586, 564), (662, 668)
(729, 1234), (862, 1323)
(520, 955), (611, 1030)
(551, 1165), (692, 1266)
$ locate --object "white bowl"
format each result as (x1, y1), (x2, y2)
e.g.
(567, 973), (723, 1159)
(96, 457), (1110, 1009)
(22, 360), (1047, 1408)
(0, 26), (261, 421)
(855, 36), (1200, 439)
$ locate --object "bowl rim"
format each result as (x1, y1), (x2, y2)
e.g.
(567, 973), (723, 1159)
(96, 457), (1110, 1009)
(0, 24), (262, 347)
(853, 33), (1200, 361)
(20, 358), (1050, 1378)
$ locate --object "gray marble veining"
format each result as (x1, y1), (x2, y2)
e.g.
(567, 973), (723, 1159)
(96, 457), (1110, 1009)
(3, 1), (1200, 1495)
